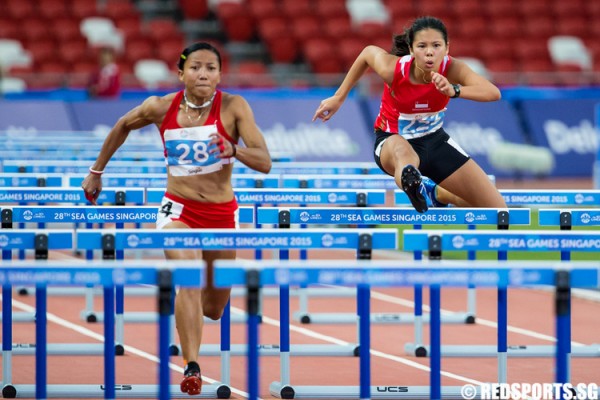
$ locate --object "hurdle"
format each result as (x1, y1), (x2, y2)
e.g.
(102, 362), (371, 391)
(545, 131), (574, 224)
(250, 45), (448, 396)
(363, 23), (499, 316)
(404, 230), (600, 383)
(257, 207), (530, 326)
(0, 259), (230, 399)
(213, 259), (598, 399)
(76, 228), (398, 358)
(500, 189), (600, 206)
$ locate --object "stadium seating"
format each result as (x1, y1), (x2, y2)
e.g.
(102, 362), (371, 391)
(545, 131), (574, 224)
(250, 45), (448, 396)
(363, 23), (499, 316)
(1, 0), (598, 90)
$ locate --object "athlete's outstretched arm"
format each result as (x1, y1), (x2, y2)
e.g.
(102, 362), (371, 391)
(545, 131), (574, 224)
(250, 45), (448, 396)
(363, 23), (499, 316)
(313, 46), (397, 122)
(81, 96), (165, 204)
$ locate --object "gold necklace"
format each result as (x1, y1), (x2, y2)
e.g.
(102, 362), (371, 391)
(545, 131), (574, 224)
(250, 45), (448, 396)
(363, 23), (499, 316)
(414, 63), (432, 84)
(185, 103), (206, 124)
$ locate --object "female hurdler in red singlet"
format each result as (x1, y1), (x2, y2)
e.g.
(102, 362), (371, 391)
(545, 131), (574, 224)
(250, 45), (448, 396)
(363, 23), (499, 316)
(82, 42), (271, 395)
(313, 16), (506, 212)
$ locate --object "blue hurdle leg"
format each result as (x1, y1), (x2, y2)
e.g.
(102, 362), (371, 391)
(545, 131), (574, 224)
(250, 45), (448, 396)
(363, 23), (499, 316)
(555, 270), (570, 395)
(104, 286), (115, 400)
(158, 270), (172, 400)
(430, 285), (441, 400)
(357, 284), (371, 400)
(497, 250), (508, 383)
(2, 284), (14, 393)
(247, 270), (260, 400)
(35, 285), (47, 400)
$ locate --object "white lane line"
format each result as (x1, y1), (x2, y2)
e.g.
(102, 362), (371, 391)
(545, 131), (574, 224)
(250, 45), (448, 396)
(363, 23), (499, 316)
(7, 298), (258, 399)
(369, 290), (587, 346)
(231, 308), (485, 386)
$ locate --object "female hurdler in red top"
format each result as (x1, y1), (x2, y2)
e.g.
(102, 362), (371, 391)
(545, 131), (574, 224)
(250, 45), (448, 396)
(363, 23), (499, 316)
(314, 16), (506, 212)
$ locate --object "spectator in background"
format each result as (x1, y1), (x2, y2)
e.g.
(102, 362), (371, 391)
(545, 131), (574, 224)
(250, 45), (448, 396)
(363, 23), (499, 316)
(313, 16), (505, 212)
(88, 46), (120, 98)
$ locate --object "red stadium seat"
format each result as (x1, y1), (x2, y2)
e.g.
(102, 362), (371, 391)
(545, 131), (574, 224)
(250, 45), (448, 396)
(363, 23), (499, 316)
(484, 1), (517, 17)
(338, 37), (369, 70)
(39, 0), (68, 19)
(518, 0), (551, 17)
(69, 0), (99, 19)
(22, 18), (53, 43)
(449, 40), (483, 59)
(58, 38), (89, 64)
(178, 0), (209, 20)
(383, 0), (416, 19)
(257, 16), (289, 42)
(265, 36), (299, 64)
(281, 0), (312, 19)
(478, 39), (515, 64)
(124, 37), (155, 64)
(324, 16), (354, 41)
(551, 0), (586, 17)
(555, 17), (589, 38)
(356, 21), (392, 42)
(314, 0), (349, 19)
(450, 0), (483, 17)
(5, 0), (36, 19)
(145, 19), (183, 42)
(27, 40), (60, 65)
(0, 18), (19, 40)
(247, 0), (279, 20)
(489, 17), (521, 39)
(156, 37), (186, 67)
(214, 3), (255, 42)
(291, 16), (321, 44)
(52, 18), (84, 42)
(415, 0), (450, 18)
(453, 18), (487, 40)
(113, 16), (143, 40)
(513, 39), (552, 65)
(302, 37), (335, 62)
(523, 17), (556, 40)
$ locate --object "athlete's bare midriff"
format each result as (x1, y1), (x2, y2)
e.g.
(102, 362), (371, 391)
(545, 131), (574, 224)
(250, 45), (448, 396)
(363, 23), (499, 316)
(166, 163), (234, 203)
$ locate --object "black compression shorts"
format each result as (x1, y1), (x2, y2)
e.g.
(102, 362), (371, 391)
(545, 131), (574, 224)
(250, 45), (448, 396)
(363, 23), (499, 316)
(373, 128), (470, 183)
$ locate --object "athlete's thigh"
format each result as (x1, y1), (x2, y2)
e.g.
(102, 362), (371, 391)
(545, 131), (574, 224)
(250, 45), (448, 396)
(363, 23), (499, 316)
(201, 249), (234, 305)
(379, 135), (420, 176)
(439, 159), (506, 208)
(161, 220), (201, 260)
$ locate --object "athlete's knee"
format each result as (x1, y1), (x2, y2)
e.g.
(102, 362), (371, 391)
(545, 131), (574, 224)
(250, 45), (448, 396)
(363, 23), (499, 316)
(202, 304), (225, 320)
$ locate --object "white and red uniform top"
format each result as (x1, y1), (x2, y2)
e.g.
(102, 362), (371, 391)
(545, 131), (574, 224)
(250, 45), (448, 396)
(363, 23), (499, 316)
(374, 55), (452, 139)
(159, 90), (237, 176)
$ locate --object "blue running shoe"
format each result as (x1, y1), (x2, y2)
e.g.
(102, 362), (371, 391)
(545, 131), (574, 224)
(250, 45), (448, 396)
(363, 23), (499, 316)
(422, 176), (448, 208)
(401, 165), (428, 213)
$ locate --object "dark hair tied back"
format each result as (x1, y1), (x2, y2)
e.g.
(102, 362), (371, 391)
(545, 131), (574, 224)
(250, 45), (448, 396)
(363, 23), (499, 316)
(391, 16), (448, 57)
(178, 42), (222, 70)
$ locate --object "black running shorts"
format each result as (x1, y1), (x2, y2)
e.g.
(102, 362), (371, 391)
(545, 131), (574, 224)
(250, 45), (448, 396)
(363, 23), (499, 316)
(373, 128), (470, 183)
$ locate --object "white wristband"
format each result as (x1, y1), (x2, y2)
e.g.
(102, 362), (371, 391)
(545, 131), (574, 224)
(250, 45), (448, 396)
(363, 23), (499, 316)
(89, 167), (104, 175)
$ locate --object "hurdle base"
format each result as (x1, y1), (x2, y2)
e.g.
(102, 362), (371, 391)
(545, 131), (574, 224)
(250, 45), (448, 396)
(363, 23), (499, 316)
(7, 383), (231, 398)
(404, 343), (600, 357)
(270, 383), (471, 399)
(293, 311), (473, 325)
(0, 312), (36, 323)
(173, 343), (358, 357)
